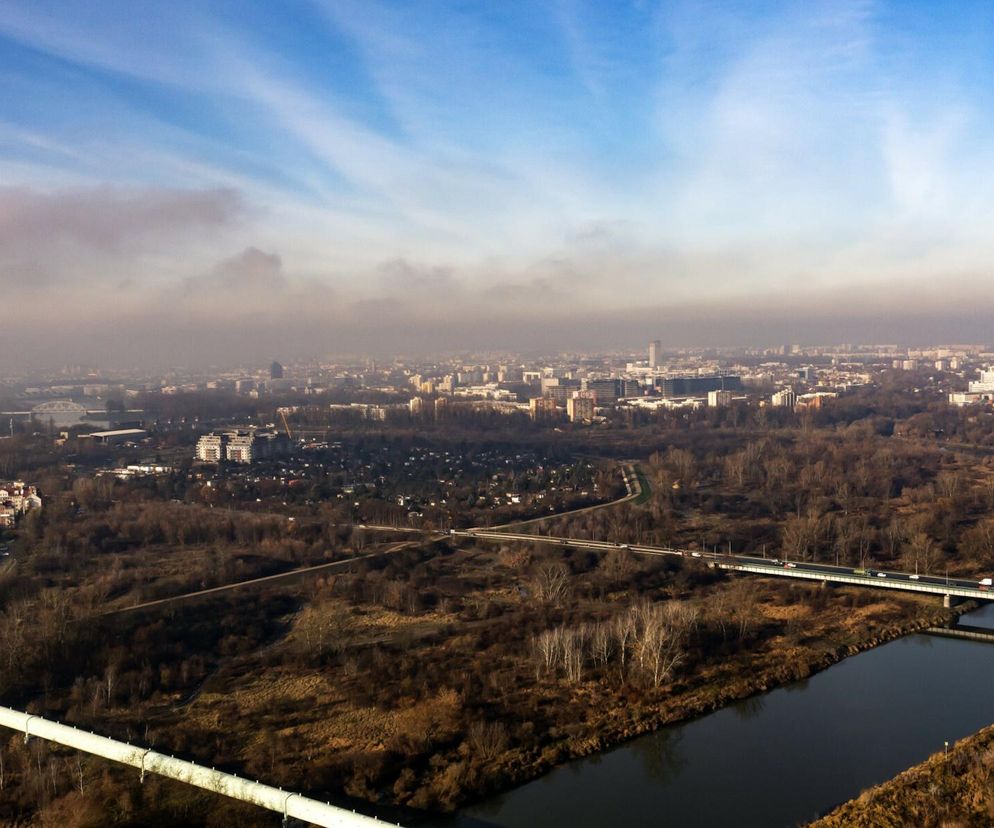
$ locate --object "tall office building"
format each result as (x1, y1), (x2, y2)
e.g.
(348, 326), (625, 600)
(582, 378), (623, 403)
(659, 375), (742, 398)
(270, 361), (284, 379)
(648, 340), (661, 368)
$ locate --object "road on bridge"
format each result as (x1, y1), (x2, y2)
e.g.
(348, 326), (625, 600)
(444, 529), (994, 602)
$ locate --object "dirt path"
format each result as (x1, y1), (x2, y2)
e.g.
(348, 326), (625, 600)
(105, 536), (437, 616)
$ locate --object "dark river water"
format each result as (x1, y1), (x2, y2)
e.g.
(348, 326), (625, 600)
(431, 603), (994, 828)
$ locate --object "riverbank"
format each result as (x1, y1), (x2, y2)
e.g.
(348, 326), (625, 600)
(810, 720), (994, 827)
(442, 595), (970, 815)
(17, 547), (970, 826)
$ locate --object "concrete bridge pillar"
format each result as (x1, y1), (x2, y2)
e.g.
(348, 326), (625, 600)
(944, 594), (958, 609)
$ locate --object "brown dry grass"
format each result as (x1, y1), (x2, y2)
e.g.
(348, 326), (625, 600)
(810, 723), (994, 828)
(190, 673), (462, 756)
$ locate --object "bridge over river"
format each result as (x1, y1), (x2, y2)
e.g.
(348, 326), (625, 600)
(451, 528), (993, 606)
(6, 512), (986, 826)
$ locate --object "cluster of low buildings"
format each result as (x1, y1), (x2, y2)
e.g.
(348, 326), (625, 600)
(0, 481), (42, 529)
(528, 371), (745, 422)
(769, 388), (838, 410)
(95, 464), (173, 480)
(948, 368), (994, 407)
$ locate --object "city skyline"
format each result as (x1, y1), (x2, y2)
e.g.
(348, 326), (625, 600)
(6, 7), (994, 820)
(5, 1), (994, 366)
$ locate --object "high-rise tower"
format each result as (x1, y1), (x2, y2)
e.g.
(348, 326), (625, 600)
(648, 340), (661, 369)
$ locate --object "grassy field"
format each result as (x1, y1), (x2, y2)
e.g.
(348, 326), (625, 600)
(632, 465), (651, 505)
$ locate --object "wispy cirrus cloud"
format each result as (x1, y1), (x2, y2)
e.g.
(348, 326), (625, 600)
(4, 1), (994, 367)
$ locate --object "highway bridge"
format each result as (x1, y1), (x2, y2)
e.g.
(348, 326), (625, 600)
(447, 529), (994, 605)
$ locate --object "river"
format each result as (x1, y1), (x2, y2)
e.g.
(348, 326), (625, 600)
(434, 603), (994, 827)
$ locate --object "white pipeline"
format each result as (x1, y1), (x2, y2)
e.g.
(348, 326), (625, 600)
(0, 706), (394, 827)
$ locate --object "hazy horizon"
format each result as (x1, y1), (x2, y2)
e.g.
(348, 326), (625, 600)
(4, 1), (994, 368)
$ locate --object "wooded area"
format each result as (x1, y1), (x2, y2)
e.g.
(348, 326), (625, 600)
(0, 386), (989, 824)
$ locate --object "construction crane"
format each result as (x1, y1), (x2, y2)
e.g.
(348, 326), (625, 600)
(278, 408), (293, 441)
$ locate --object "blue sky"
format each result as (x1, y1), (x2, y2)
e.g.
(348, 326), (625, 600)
(3, 1), (994, 363)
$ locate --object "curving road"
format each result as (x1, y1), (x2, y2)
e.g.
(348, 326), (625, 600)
(480, 463), (642, 532)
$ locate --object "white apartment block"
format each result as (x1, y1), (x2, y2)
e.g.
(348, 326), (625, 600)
(771, 388), (797, 408)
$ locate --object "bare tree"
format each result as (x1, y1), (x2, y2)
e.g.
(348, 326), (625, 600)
(612, 612), (635, 679)
(0, 604), (26, 677)
(724, 452), (748, 488)
(104, 663), (118, 709)
(633, 602), (688, 688)
(591, 621), (613, 667)
(708, 589), (732, 641)
(532, 563), (572, 605)
(883, 517), (907, 560)
(727, 579), (759, 639)
(854, 519), (875, 569)
(936, 471), (962, 500)
(532, 628), (560, 678)
(834, 480), (854, 516)
(907, 531), (938, 575)
(666, 448), (697, 488)
(73, 755), (85, 794)
(782, 513), (823, 562)
(601, 547), (637, 578)
(562, 627), (586, 684)
(963, 519), (994, 567)
(467, 720), (509, 761)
